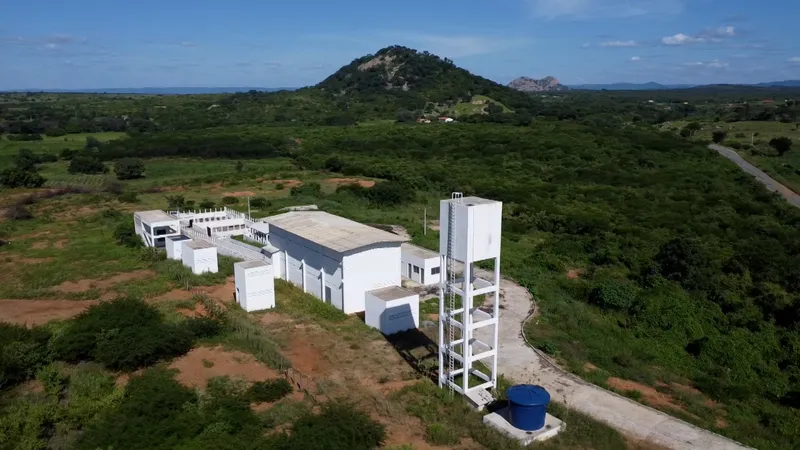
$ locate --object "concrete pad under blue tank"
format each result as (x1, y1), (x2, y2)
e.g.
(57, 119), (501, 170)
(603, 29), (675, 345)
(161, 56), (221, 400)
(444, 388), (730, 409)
(506, 384), (551, 431)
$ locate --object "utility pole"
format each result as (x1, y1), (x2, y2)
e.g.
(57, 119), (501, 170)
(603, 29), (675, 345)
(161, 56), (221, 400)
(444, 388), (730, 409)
(751, 133), (755, 146)
(424, 208), (427, 235)
(247, 197), (251, 218)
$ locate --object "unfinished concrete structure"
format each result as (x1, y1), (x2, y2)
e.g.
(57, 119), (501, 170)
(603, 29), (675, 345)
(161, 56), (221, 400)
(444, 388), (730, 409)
(264, 211), (407, 314)
(439, 194), (502, 406)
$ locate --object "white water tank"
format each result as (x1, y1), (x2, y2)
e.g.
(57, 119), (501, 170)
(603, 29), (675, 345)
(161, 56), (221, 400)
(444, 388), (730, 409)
(166, 235), (191, 260)
(234, 260), (275, 312)
(439, 196), (502, 263)
(182, 241), (219, 275)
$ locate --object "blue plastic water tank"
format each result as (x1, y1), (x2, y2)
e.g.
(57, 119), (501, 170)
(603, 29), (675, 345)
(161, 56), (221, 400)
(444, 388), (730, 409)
(506, 384), (550, 431)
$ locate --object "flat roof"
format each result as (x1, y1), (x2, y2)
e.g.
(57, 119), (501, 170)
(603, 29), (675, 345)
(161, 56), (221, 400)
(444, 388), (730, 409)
(441, 196), (499, 206)
(250, 222), (270, 234)
(167, 235), (191, 242)
(184, 240), (216, 250)
(235, 260), (270, 269)
(135, 210), (176, 223)
(401, 243), (439, 260)
(368, 286), (418, 302)
(265, 211), (407, 253)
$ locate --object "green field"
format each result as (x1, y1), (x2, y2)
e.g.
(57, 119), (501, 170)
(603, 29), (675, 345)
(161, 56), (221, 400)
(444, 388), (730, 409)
(0, 132), (126, 166)
(664, 120), (800, 192)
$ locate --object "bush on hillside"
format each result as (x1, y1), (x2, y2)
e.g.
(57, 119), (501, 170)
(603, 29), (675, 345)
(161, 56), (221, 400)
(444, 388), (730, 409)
(587, 278), (638, 311)
(114, 158), (145, 180)
(269, 403), (386, 450)
(0, 167), (46, 188)
(221, 196), (239, 205)
(0, 323), (53, 389)
(52, 298), (195, 370)
(113, 221), (142, 248)
(290, 182), (321, 197)
(246, 379), (292, 403)
(249, 197), (269, 208)
(198, 199), (215, 209)
(68, 156), (107, 174)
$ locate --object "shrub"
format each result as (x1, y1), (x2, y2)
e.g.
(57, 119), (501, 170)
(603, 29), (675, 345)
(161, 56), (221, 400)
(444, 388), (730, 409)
(221, 196), (239, 205)
(53, 298), (195, 370)
(60, 148), (79, 160)
(249, 197), (269, 208)
(199, 199), (215, 209)
(246, 379), (292, 403)
(769, 136), (792, 156)
(588, 278), (638, 311)
(36, 363), (67, 396)
(166, 195), (186, 209)
(0, 323), (52, 389)
(185, 317), (223, 339)
(113, 221), (142, 248)
(270, 403), (385, 450)
(38, 153), (58, 163)
(85, 136), (101, 149)
(711, 130), (726, 143)
(275, 183), (285, 190)
(118, 191), (140, 203)
(114, 158), (145, 180)
(0, 167), (46, 188)
(105, 180), (125, 195)
(290, 182), (321, 197)
(68, 156), (107, 174)
(5, 204), (34, 221)
(426, 423), (461, 446)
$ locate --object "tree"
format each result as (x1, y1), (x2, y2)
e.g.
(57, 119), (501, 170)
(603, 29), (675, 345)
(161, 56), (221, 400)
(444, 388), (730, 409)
(235, 161), (244, 173)
(68, 156), (107, 174)
(85, 136), (101, 149)
(221, 196), (239, 205)
(250, 197), (269, 208)
(60, 148), (78, 160)
(14, 149), (39, 171)
(769, 137), (792, 156)
(166, 195), (186, 209)
(199, 199), (215, 209)
(395, 109), (415, 123)
(712, 130), (726, 144)
(114, 158), (145, 180)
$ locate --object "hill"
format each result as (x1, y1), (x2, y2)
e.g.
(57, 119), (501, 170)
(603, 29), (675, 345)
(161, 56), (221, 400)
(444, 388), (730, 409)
(313, 45), (536, 115)
(508, 76), (568, 92)
(569, 80), (800, 91)
(1, 87), (294, 95)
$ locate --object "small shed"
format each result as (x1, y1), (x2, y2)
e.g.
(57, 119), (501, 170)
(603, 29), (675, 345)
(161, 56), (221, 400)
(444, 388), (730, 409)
(234, 260), (275, 312)
(365, 286), (419, 335)
(166, 235), (191, 260)
(182, 241), (219, 275)
(401, 243), (441, 286)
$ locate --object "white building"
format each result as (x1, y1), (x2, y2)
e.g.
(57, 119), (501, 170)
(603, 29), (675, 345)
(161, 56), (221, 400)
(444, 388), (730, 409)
(234, 260), (275, 312)
(365, 286), (420, 335)
(182, 240), (219, 275)
(166, 235), (191, 260)
(401, 243), (441, 286)
(264, 211), (407, 314)
(134, 210), (181, 248)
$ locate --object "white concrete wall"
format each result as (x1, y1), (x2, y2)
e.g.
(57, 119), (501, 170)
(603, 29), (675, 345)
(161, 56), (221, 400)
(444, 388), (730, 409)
(234, 263), (275, 312)
(439, 200), (502, 263)
(268, 228), (344, 310)
(365, 293), (420, 335)
(166, 236), (191, 260)
(342, 245), (401, 314)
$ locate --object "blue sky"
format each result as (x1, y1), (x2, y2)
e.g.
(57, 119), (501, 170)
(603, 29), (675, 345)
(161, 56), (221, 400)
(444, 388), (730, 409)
(1, 0), (798, 89)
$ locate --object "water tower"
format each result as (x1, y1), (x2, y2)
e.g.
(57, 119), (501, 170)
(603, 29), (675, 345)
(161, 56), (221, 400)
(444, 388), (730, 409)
(438, 193), (502, 405)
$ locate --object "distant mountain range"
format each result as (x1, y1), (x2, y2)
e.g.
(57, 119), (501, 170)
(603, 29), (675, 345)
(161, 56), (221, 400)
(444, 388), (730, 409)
(2, 87), (296, 95)
(568, 80), (800, 91)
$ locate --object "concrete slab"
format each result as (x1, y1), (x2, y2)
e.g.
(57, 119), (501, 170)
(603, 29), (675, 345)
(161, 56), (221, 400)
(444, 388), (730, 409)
(465, 388), (494, 410)
(483, 407), (564, 445)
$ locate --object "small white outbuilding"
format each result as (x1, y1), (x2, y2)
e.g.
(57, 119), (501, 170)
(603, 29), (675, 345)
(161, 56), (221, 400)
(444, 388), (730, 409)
(182, 241), (219, 275)
(365, 286), (420, 335)
(234, 260), (275, 312)
(401, 243), (441, 286)
(166, 235), (192, 260)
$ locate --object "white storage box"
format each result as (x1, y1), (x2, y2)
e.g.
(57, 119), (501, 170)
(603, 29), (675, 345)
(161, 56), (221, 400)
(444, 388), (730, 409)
(166, 235), (191, 260)
(182, 241), (219, 275)
(365, 286), (420, 335)
(234, 260), (275, 312)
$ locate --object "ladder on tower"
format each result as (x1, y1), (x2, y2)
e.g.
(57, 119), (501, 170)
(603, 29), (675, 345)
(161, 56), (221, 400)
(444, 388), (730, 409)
(445, 192), (462, 396)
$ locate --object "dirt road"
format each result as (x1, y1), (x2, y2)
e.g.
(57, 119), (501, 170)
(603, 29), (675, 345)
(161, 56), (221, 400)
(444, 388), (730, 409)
(709, 143), (800, 208)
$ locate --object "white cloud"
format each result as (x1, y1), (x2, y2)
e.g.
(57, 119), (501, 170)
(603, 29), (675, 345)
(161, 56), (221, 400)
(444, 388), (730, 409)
(662, 26), (736, 46)
(581, 42), (591, 48)
(662, 33), (705, 45)
(529, 0), (684, 19)
(685, 59), (729, 69)
(789, 57), (800, 63)
(630, 56), (641, 61)
(600, 40), (638, 47)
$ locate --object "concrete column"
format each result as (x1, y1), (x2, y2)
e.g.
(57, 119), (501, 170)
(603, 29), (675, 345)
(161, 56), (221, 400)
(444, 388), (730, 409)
(321, 268), (326, 302)
(284, 250), (289, 281)
(438, 254), (445, 388)
(301, 258), (306, 293)
(492, 255), (500, 387)
(463, 261), (472, 394)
